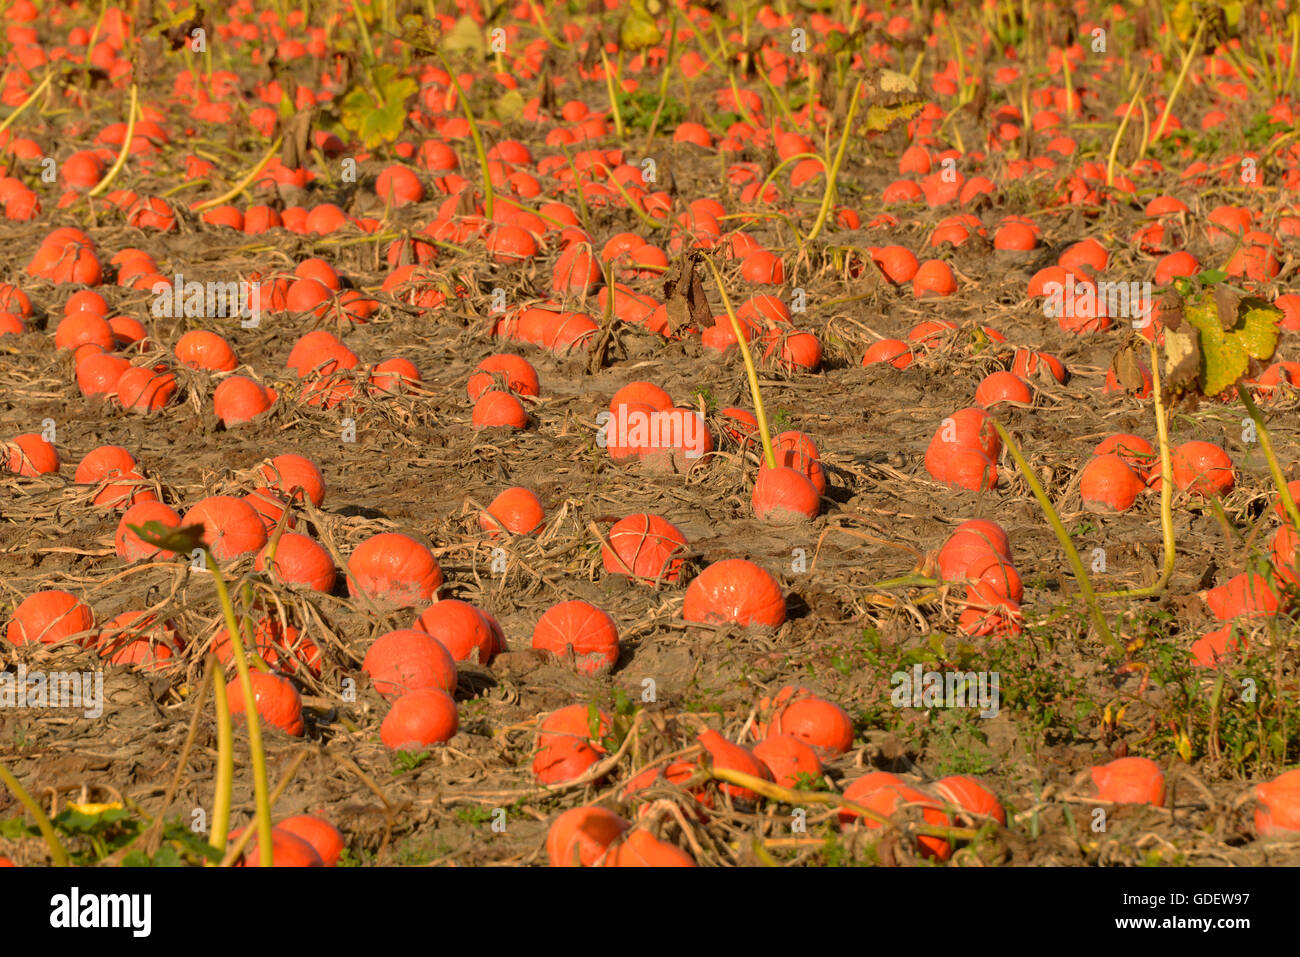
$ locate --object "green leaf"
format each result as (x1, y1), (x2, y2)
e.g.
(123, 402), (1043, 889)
(1183, 294), (1281, 397)
(441, 15), (486, 58)
(127, 521), (205, 555)
(1196, 269), (1228, 286)
(900, 646), (929, 667)
(0, 817), (35, 839)
(55, 805), (131, 833)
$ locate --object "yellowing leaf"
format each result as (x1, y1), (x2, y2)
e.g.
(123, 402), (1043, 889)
(340, 65), (417, 149)
(620, 9), (662, 51)
(1182, 294), (1280, 397)
(442, 15), (486, 58)
(864, 100), (923, 133)
(491, 89), (525, 122)
(1168, 0), (1196, 42)
(67, 802), (123, 816)
(277, 90), (296, 122)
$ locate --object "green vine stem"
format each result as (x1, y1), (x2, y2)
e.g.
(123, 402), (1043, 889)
(991, 420), (1120, 653)
(193, 136), (284, 212)
(599, 46), (624, 140)
(0, 760), (70, 866)
(1238, 381), (1300, 533)
(437, 51), (495, 222)
(0, 71), (52, 139)
(204, 550), (274, 866)
(208, 655), (234, 860)
(86, 84), (138, 198)
(704, 256), (776, 469)
(1144, 17), (1207, 155)
(803, 79), (864, 246)
(1098, 338), (1176, 600)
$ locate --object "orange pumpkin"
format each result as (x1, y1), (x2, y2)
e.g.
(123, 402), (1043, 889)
(363, 628), (457, 700)
(115, 501), (182, 561)
(276, 815), (345, 866)
(255, 533), (336, 593)
(1255, 769), (1300, 837)
(933, 775), (1006, 825)
(381, 688), (459, 749)
(532, 600), (620, 676)
(1090, 756), (1165, 806)
(6, 589), (96, 646)
(412, 599), (497, 664)
(181, 496), (268, 561)
(683, 559), (786, 628)
(479, 486), (545, 535)
(697, 729), (772, 802)
(763, 691), (855, 757)
(600, 828), (695, 866)
(752, 735), (823, 789)
(347, 533), (443, 607)
(226, 672), (304, 736)
(547, 806), (630, 866)
(601, 513), (688, 584)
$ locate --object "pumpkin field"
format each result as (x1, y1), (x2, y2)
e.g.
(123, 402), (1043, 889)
(1, 0), (1299, 872)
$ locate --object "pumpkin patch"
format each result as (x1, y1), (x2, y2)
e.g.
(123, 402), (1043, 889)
(0, 0), (1297, 879)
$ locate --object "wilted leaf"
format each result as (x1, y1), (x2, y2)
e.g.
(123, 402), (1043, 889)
(279, 107), (313, 171)
(1155, 289), (1184, 331)
(1111, 343), (1150, 394)
(879, 69), (918, 94)
(619, 2), (662, 51)
(662, 252), (710, 336)
(1168, 0), (1197, 42)
(1212, 284), (1241, 331)
(1161, 326), (1200, 404)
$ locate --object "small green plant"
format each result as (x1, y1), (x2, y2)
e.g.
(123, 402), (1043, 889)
(791, 770), (830, 792)
(455, 805), (495, 825)
(616, 86), (685, 131)
(392, 750), (433, 775)
(1, 808), (219, 867)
